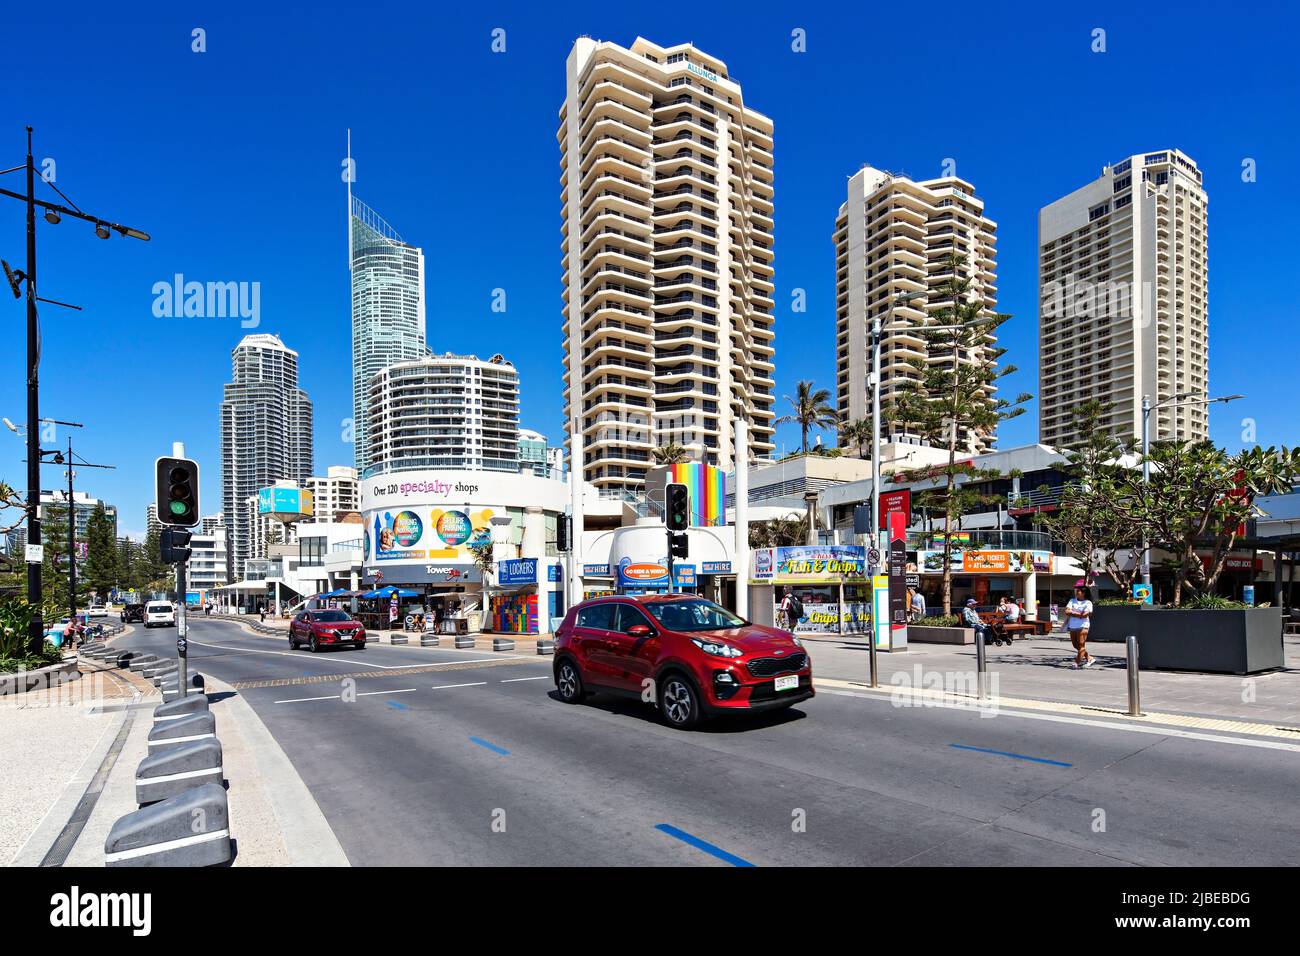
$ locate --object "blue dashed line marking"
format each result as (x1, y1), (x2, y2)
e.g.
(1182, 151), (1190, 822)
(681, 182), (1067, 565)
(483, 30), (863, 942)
(655, 824), (755, 867)
(950, 743), (1072, 767)
(469, 736), (510, 755)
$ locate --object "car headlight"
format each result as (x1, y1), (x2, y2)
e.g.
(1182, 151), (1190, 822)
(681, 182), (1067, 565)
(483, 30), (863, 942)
(790, 636), (803, 648)
(692, 638), (743, 658)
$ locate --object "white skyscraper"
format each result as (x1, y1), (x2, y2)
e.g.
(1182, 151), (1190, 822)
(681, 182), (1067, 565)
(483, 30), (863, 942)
(1039, 150), (1209, 448)
(220, 333), (314, 570)
(559, 37), (776, 492)
(833, 165), (1001, 454)
(348, 139), (427, 475)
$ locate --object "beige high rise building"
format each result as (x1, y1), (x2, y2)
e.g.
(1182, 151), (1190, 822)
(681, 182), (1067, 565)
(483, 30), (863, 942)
(1039, 150), (1209, 448)
(833, 166), (1001, 454)
(559, 37), (776, 493)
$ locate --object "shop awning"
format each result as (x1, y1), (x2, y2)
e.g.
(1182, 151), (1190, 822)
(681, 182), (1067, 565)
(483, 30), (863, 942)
(213, 581), (273, 592)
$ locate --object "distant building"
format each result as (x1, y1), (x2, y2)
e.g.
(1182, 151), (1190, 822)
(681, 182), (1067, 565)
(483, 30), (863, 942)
(36, 490), (117, 542)
(188, 531), (229, 591)
(365, 353), (520, 475)
(519, 429), (564, 480)
(304, 466), (359, 523)
(220, 333), (314, 570)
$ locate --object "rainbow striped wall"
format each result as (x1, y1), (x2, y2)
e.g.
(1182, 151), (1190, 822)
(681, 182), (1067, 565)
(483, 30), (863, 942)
(666, 462), (726, 526)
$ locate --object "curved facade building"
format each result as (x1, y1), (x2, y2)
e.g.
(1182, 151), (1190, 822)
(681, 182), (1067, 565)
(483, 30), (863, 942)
(350, 194), (427, 473)
(559, 37), (777, 493)
(365, 353), (520, 475)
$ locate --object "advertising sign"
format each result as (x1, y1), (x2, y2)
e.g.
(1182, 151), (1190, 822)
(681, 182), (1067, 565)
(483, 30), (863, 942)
(919, 549), (1052, 575)
(583, 563), (612, 576)
(1131, 582), (1153, 605)
(781, 602), (870, 635)
(879, 489), (912, 529)
(701, 561), (732, 574)
(368, 505), (496, 563)
(887, 510), (909, 650)
(258, 487), (315, 519)
(771, 545), (865, 580)
(617, 559), (670, 588)
(498, 558), (539, 587)
(752, 548), (774, 579)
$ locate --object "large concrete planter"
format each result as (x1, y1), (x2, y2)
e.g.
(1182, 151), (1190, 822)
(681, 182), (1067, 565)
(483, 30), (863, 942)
(1096, 606), (1283, 674)
(1089, 604), (1148, 642)
(910, 625), (974, 645)
(0, 657), (80, 695)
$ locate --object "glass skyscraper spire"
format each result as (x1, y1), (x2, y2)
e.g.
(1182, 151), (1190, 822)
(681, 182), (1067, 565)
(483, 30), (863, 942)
(348, 140), (427, 475)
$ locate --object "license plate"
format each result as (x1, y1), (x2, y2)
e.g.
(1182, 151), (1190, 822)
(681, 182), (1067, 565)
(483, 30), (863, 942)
(773, 675), (799, 692)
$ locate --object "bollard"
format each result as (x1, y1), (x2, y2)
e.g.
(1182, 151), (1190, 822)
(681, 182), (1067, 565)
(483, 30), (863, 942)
(106, 782), (231, 867)
(135, 738), (223, 805)
(975, 627), (988, 699)
(1126, 634), (1142, 716)
(128, 655), (160, 673)
(455, 635), (475, 649)
(493, 637), (515, 652)
(536, 639), (554, 656)
(154, 693), (209, 722)
(868, 631), (878, 689)
(390, 633), (409, 645)
(420, 634), (440, 648)
(148, 712), (217, 751)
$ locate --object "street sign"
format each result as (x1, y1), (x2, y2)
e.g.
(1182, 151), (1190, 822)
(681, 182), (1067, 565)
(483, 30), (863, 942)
(176, 638), (187, 655)
(24, 543), (42, 563)
(867, 548), (881, 567)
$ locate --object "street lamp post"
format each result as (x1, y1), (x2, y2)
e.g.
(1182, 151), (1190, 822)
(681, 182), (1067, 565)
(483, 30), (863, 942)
(0, 127), (150, 653)
(869, 291), (925, 564)
(1139, 391), (1243, 587)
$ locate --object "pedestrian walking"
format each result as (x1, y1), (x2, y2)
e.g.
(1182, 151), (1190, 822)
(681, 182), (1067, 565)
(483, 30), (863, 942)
(259, 606), (266, 623)
(1065, 585), (1094, 668)
(911, 587), (926, 623)
(778, 587), (803, 632)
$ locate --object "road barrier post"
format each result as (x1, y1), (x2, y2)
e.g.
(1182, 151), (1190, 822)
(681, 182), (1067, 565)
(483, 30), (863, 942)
(975, 627), (988, 700)
(1126, 634), (1142, 716)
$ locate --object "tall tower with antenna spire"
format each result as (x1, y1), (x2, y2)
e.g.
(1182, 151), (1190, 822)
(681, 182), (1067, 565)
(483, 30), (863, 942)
(346, 133), (427, 474)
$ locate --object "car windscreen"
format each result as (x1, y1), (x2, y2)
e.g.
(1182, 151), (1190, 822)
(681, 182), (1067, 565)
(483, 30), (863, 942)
(313, 611), (352, 622)
(644, 598), (745, 632)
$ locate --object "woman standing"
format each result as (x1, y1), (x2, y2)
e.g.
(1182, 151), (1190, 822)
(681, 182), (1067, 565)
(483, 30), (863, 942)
(1065, 585), (1095, 668)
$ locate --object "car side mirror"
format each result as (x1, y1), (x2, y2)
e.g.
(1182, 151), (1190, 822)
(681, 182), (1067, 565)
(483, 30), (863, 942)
(627, 623), (653, 638)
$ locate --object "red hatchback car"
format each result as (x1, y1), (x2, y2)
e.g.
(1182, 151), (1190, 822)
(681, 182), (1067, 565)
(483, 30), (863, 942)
(289, 609), (367, 652)
(553, 594), (813, 728)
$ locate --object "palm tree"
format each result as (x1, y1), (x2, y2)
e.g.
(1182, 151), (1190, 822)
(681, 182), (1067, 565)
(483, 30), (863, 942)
(777, 380), (837, 454)
(841, 418), (872, 459)
(652, 442), (692, 465)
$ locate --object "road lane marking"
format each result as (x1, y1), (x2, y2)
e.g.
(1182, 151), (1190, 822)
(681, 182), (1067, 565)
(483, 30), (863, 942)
(654, 824), (754, 867)
(431, 682), (488, 690)
(468, 736), (510, 755)
(387, 701), (409, 711)
(500, 676), (549, 683)
(949, 743), (1072, 767)
(185, 638), (404, 670)
(229, 657), (537, 690)
(275, 688), (417, 704)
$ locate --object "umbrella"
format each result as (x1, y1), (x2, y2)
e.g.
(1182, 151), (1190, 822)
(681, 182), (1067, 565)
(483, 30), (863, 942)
(320, 588), (349, 598)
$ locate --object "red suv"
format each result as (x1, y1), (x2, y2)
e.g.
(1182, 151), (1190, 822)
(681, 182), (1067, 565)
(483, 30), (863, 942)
(553, 594), (813, 729)
(289, 609), (366, 652)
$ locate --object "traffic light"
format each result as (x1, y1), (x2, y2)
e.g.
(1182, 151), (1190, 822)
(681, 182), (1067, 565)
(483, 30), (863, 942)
(160, 528), (192, 565)
(557, 514), (571, 553)
(665, 483), (690, 531)
(669, 531), (689, 559)
(156, 456), (199, 526)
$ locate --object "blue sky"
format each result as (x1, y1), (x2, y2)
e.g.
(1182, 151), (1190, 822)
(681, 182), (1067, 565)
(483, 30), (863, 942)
(3, 0), (1297, 538)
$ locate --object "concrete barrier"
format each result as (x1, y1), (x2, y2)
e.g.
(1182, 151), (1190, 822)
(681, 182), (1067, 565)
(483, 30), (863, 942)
(536, 640), (555, 656)
(136, 738), (223, 805)
(455, 635), (475, 649)
(147, 712), (217, 751)
(106, 782), (231, 867)
(127, 655), (160, 673)
(390, 633), (409, 645)
(492, 637), (516, 652)
(154, 694), (209, 722)
(420, 634), (440, 647)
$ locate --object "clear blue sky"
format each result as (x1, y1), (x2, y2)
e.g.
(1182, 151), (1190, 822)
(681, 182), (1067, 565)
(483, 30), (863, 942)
(3, 0), (1296, 538)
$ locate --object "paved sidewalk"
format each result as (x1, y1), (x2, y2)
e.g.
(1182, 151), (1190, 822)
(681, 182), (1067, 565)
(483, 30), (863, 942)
(802, 632), (1300, 727)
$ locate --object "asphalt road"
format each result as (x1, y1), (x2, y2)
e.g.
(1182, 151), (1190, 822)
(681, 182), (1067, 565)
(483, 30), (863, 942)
(118, 618), (1300, 867)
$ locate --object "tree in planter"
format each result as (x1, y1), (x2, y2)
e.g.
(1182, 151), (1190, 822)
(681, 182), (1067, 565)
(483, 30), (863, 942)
(891, 254), (1032, 614)
(1112, 441), (1300, 606)
(1037, 400), (1139, 595)
(777, 380), (838, 455)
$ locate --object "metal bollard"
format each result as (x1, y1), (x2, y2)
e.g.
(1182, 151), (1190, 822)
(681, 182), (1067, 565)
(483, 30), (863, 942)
(868, 632), (879, 689)
(975, 628), (988, 699)
(1126, 634), (1142, 716)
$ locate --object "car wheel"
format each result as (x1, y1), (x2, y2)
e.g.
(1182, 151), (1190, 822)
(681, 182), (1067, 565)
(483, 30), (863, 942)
(555, 659), (586, 703)
(659, 672), (701, 729)
(354, 642), (365, 651)
(288, 634), (298, 650)
(309, 634), (319, 653)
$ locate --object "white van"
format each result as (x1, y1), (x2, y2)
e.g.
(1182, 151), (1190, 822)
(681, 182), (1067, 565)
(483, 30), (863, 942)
(144, 601), (176, 628)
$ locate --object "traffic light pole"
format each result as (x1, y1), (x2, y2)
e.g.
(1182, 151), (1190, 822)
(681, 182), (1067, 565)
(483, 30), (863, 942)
(666, 527), (675, 596)
(175, 555), (189, 697)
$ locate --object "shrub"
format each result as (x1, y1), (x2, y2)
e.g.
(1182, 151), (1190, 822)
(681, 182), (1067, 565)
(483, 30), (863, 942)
(1177, 594), (1251, 610)
(919, 614), (962, 628)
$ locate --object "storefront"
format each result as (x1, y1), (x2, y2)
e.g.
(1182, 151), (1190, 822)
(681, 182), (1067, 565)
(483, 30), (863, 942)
(916, 546), (1055, 616)
(748, 545), (871, 635)
(488, 558), (563, 634)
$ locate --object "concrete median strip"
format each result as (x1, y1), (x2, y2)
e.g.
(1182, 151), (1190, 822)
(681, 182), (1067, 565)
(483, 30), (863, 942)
(135, 739), (224, 805)
(106, 783), (231, 867)
(147, 712), (217, 751)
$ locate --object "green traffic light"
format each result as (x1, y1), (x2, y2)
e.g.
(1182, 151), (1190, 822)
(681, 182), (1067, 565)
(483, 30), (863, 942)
(170, 501), (189, 515)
